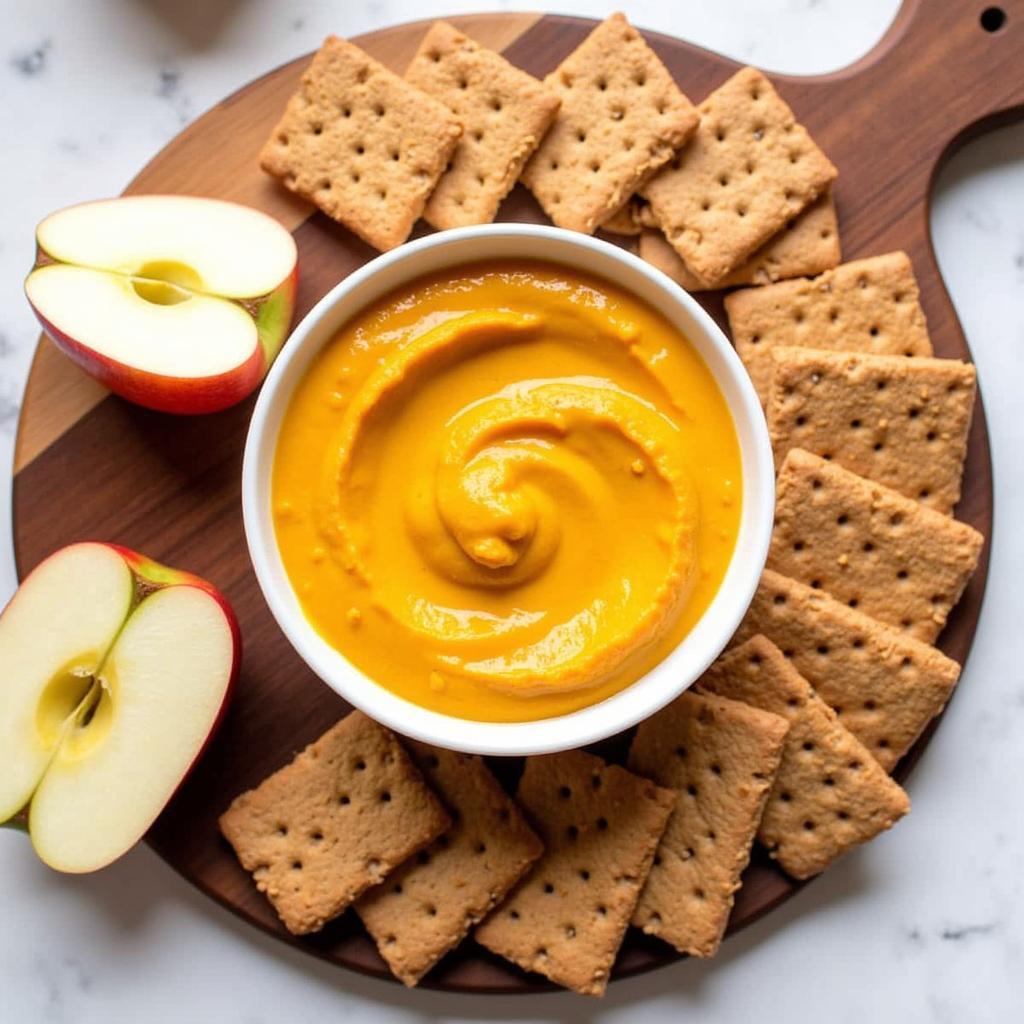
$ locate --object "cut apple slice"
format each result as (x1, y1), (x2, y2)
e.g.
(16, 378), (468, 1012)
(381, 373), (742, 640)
(0, 542), (239, 872)
(0, 543), (134, 823)
(25, 195), (298, 415)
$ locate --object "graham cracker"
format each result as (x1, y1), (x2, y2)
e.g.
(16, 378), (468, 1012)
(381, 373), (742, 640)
(769, 449), (985, 644)
(639, 189), (840, 291)
(725, 251), (933, 403)
(701, 637), (911, 879)
(600, 195), (662, 235)
(219, 712), (449, 936)
(732, 569), (962, 771)
(405, 21), (560, 230)
(767, 346), (977, 514)
(641, 66), (836, 286)
(520, 13), (699, 234)
(260, 35), (461, 251)
(355, 741), (543, 986)
(627, 691), (789, 957)
(475, 749), (674, 996)
(600, 199), (644, 235)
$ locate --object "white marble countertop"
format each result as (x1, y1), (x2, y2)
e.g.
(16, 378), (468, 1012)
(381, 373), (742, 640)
(2, 2), (1022, 1021)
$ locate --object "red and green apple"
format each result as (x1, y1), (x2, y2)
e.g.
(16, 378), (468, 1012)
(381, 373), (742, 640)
(24, 195), (298, 414)
(0, 542), (239, 872)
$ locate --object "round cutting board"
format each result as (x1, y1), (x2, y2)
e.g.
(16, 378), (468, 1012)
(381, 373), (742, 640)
(12, 2), (1021, 993)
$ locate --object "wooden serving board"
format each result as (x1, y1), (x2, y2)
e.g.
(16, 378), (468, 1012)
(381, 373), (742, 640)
(12, 1), (1022, 994)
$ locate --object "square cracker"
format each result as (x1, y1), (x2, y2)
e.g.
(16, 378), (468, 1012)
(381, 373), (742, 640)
(219, 712), (450, 936)
(641, 66), (837, 286)
(405, 21), (560, 229)
(732, 569), (962, 771)
(701, 636), (911, 879)
(520, 13), (699, 234)
(600, 199), (644, 236)
(639, 189), (840, 292)
(627, 691), (789, 957)
(355, 741), (543, 986)
(767, 346), (977, 514)
(769, 449), (984, 644)
(725, 251), (933, 403)
(475, 749), (674, 996)
(260, 35), (461, 251)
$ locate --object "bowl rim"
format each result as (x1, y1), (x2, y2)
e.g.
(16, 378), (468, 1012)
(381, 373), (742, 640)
(242, 223), (774, 756)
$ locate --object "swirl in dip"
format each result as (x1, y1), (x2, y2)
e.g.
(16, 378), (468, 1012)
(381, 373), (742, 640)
(273, 260), (741, 722)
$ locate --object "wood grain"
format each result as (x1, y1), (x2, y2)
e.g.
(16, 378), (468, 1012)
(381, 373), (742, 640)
(11, 1), (1021, 993)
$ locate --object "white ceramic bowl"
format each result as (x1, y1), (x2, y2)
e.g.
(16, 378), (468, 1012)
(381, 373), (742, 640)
(243, 225), (773, 756)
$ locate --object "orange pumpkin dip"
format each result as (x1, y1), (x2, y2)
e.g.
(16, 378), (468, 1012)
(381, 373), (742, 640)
(273, 260), (741, 722)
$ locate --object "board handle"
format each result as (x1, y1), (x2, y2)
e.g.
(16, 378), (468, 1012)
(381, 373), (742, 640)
(824, 0), (1024, 160)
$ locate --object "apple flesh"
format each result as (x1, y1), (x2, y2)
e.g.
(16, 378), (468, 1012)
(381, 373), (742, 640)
(0, 542), (239, 872)
(24, 195), (298, 414)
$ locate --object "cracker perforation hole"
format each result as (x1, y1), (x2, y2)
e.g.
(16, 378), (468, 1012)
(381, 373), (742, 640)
(338, 794), (350, 806)
(567, 825), (579, 841)
(597, 817), (609, 831)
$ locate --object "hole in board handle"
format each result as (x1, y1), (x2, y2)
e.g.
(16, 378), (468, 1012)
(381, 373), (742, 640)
(980, 7), (1006, 32)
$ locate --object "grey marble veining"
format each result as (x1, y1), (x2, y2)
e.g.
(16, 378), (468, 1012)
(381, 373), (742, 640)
(1, 2), (1022, 1022)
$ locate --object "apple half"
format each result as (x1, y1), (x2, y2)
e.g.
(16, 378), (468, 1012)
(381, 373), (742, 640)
(0, 542), (240, 872)
(25, 195), (298, 414)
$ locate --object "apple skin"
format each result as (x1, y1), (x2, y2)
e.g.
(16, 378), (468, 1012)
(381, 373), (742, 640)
(1, 542), (241, 867)
(28, 264), (298, 416)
